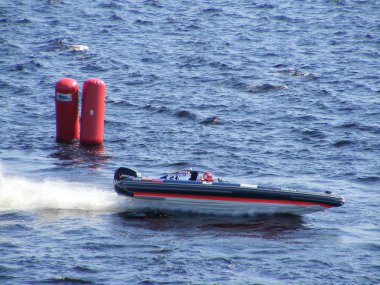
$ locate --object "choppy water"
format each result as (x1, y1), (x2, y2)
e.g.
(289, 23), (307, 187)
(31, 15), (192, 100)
(1, 0), (380, 284)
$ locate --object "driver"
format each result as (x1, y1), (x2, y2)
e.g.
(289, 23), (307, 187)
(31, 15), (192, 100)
(201, 171), (214, 182)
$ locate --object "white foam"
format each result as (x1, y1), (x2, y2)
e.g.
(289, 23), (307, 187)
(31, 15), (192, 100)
(0, 167), (125, 211)
(69, 44), (89, 51)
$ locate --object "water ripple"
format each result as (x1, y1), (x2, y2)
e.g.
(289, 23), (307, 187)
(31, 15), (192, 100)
(1, 0), (379, 284)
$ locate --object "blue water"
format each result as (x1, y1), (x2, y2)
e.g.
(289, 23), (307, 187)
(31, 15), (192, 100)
(1, 0), (380, 284)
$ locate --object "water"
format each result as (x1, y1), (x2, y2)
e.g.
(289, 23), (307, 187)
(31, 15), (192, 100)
(1, 0), (379, 284)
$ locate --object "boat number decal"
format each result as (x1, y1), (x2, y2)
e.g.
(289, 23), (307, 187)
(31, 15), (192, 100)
(281, 187), (297, 192)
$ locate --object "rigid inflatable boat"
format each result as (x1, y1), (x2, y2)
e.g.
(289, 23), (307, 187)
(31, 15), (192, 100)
(113, 168), (344, 216)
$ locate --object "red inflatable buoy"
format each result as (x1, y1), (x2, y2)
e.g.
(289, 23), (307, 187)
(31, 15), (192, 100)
(55, 78), (79, 142)
(80, 78), (106, 145)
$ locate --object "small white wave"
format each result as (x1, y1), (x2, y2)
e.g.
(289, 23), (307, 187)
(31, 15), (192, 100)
(0, 168), (125, 211)
(69, 44), (89, 51)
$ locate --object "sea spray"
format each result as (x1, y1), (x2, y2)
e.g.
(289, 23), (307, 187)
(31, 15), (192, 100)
(0, 168), (128, 211)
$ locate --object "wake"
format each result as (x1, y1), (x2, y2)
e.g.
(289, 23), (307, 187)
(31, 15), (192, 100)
(0, 167), (126, 211)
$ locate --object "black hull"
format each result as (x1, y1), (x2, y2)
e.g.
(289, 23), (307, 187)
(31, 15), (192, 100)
(115, 180), (344, 208)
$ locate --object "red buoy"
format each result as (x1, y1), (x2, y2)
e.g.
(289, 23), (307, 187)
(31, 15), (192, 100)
(80, 78), (106, 145)
(55, 78), (79, 142)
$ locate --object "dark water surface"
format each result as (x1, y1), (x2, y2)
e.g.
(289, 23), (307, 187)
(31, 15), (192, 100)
(1, 0), (379, 284)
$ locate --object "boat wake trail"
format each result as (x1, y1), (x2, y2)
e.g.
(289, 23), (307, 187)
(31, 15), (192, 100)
(0, 169), (125, 212)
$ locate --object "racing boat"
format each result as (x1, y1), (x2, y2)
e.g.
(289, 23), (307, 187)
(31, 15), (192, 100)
(113, 167), (344, 216)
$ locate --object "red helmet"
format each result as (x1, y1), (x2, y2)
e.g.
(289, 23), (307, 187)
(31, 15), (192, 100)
(203, 171), (214, 182)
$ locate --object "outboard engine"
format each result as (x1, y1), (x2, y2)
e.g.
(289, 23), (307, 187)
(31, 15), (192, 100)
(114, 167), (140, 181)
(113, 167), (141, 196)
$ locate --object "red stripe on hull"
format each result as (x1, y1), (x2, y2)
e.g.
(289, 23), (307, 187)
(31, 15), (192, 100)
(141, 179), (163, 183)
(133, 192), (332, 208)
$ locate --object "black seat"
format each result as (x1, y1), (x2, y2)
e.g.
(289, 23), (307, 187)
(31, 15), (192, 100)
(189, 171), (198, 181)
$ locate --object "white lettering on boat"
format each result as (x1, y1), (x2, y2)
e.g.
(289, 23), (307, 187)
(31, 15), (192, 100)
(281, 188), (297, 192)
(240, 184), (258, 189)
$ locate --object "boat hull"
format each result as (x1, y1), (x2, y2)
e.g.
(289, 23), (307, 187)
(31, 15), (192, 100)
(114, 178), (344, 216)
(125, 195), (329, 216)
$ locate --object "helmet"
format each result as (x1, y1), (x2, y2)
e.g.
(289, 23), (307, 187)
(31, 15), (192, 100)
(203, 171), (214, 182)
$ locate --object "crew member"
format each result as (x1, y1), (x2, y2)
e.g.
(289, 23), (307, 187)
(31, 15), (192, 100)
(201, 171), (214, 182)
